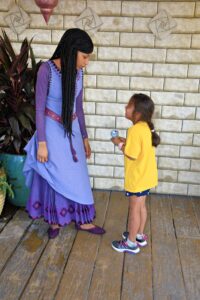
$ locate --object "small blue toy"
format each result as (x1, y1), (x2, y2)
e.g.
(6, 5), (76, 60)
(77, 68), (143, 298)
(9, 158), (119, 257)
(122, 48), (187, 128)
(111, 130), (119, 138)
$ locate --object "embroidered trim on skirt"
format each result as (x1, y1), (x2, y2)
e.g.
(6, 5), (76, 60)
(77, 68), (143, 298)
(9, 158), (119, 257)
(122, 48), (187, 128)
(26, 172), (96, 226)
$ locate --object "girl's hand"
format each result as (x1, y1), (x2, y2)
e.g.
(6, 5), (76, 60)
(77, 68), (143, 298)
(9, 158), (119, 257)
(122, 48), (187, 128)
(37, 142), (48, 163)
(111, 137), (122, 145)
(83, 138), (91, 159)
(119, 137), (126, 143)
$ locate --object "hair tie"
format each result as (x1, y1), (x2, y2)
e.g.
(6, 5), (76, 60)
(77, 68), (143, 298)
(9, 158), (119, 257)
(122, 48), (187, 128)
(151, 129), (155, 132)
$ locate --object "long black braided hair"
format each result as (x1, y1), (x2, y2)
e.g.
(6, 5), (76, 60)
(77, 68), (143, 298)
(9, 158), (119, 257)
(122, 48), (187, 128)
(50, 28), (93, 137)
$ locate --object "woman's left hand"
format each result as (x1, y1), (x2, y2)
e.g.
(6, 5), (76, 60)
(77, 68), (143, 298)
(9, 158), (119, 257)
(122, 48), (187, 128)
(83, 138), (91, 159)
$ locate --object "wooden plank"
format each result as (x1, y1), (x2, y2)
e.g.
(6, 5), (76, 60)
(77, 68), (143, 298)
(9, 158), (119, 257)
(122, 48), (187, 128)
(0, 209), (32, 273)
(151, 194), (187, 300)
(0, 203), (18, 232)
(0, 219), (49, 300)
(178, 237), (200, 300)
(55, 190), (110, 300)
(87, 191), (128, 300)
(151, 194), (175, 238)
(20, 223), (77, 300)
(192, 197), (200, 233)
(121, 197), (153, 300)
(171, 195), (200, 238)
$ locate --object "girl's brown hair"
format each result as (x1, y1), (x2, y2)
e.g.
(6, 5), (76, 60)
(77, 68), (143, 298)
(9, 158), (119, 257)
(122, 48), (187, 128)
(130, 93), (160, 147)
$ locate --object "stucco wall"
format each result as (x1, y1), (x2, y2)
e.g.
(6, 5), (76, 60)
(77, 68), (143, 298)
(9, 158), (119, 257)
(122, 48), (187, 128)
(1, 0), (200, 196)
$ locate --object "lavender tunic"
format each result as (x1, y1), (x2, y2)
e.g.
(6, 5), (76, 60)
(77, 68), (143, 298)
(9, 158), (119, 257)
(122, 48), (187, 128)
(23, 61), (95, 226)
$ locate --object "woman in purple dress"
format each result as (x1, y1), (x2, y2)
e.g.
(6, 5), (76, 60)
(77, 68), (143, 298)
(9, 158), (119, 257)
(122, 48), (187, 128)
(23, 28), (105, 238)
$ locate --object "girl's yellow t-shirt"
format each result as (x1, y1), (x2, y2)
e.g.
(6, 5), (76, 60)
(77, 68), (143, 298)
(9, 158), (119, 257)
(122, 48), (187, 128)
(124, 121), (158, 193)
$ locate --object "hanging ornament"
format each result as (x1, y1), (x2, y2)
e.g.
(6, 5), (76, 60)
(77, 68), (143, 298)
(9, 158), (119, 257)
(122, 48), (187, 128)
(34, 0), (58, 24)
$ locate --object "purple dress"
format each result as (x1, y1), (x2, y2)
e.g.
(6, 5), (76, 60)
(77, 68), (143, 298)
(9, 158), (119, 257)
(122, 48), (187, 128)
(23, 60), (95, 226)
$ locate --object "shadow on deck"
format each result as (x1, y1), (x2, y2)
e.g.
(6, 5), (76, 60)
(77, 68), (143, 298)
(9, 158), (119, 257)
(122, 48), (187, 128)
(0, 191), (200, 300)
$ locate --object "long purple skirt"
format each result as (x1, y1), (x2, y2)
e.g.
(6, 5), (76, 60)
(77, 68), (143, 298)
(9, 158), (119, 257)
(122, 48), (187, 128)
(26, 171), (96, 227)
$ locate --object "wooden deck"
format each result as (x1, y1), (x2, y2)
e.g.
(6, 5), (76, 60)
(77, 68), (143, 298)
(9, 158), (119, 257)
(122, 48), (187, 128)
(0, 191), (200, 300)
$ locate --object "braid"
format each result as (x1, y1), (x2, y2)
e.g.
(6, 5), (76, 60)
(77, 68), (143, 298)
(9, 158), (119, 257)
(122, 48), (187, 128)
(50, 28), (93, 137)
(61, 47), (77, 136)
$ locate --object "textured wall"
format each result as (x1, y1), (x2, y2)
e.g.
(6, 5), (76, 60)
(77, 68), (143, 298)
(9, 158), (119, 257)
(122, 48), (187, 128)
(1, 0), (200, 196)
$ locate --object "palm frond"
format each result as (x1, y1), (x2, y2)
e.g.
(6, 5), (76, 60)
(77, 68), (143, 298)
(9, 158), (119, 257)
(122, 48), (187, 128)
(2, 30), (16, 60)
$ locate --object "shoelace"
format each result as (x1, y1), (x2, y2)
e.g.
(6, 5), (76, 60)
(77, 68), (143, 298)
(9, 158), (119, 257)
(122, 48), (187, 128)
(137, 234), (148, 241)
(118, 240), (129, 247)
(142, 234), (148, 240)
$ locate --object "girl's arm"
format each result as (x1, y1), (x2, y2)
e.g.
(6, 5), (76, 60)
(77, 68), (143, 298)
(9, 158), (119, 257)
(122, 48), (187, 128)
(111, 137), (134, 160)
(120, 145), (134, 160)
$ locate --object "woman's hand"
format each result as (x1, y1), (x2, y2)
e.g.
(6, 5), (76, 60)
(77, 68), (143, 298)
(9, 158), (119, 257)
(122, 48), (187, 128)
(83, 138), (91, 159)
(37, 141), (48, 163)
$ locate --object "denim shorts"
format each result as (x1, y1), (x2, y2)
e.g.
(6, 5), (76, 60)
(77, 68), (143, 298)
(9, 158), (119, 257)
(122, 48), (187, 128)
(125, 189), (150, 197)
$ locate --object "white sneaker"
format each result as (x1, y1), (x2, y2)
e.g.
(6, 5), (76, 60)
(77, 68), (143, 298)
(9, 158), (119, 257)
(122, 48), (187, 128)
(122, 232), (148, 247)
(112, 240), (140, 254)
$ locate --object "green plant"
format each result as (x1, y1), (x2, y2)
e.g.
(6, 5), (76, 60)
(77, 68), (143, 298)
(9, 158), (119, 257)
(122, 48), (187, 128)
(0, 30), (40, 154)
(0, 162), (14, 215)
(0, 165), (14, 199)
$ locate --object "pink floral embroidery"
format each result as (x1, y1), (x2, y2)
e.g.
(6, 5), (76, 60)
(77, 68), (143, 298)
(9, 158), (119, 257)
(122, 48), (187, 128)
(33, 201), (42, 209)
(60, 208), (68, 217)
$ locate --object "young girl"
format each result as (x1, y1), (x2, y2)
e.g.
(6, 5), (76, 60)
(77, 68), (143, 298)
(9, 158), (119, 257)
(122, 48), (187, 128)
(111, 93), (160, 254)
(23, 28), (105, 238)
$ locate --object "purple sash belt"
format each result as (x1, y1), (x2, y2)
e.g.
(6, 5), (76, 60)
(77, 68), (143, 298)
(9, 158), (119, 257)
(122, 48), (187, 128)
(45, 108), (77, 123)
(45, 107), (78, 162)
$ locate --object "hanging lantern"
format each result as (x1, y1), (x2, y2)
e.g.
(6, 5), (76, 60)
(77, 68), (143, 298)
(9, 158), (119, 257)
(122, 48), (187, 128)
(34, 0), (58, 24)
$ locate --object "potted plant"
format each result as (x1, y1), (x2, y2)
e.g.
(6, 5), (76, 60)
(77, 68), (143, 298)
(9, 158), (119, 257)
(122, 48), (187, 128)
(0, 30), (39, 206)
(0, 163), (14, 215)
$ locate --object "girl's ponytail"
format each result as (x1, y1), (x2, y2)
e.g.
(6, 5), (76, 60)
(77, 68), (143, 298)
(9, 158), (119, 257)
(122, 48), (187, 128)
(147, 121), (160, 147)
